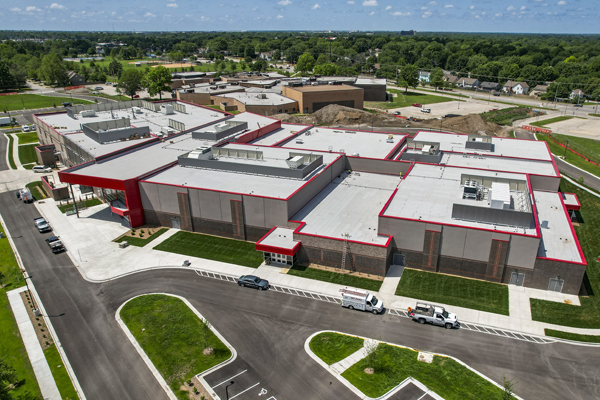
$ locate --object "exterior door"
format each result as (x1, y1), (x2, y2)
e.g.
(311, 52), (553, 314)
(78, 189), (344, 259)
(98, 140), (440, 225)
(548, 278), (564, 292)
(510, 272), (525, 286)
(393, 253), (406, 267)
(171, 217), (180, 229)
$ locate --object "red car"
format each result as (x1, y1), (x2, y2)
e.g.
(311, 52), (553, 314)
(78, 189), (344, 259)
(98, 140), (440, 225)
(412, 103), (422, 107)
(132, 95), (140, 99)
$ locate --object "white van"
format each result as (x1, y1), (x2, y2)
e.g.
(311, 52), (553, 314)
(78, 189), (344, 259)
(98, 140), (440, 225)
(340, 287), (384, 314)
(32, 166), (52, 173)
(421, 108), (431, 113)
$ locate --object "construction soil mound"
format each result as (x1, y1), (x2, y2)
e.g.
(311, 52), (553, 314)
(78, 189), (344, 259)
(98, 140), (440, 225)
(273, 104), (511, 137)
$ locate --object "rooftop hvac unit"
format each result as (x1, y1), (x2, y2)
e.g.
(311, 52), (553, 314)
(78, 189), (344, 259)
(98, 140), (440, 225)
(285, 155), (304, 169)
(296, 139), (304, 144)
(132, 107), (142, 113)
(210, 86), (217, 90)
(214, 122), (228, 132)
(161, 126), (176, 135)
(160, 104), (174, 115)
(256, 93), (267, 99)
(80, 110), (96, 117)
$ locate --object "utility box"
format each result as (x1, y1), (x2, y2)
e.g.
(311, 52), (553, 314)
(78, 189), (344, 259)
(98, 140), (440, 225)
(160, 104), (174, 115)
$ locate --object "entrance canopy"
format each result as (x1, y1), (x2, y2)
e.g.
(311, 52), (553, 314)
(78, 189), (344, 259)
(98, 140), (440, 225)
(256, 227), (301, 257)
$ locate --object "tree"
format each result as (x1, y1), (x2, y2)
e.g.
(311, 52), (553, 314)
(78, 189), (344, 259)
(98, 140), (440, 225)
(399, 64), (419, 93)
(0, 61), (16, 90)
(109, 48), (118, 60)
(502, 376), (517, 400)
(272, 49), (281, 63)
(430, 67), (444, 91)
(108, 59), (123, 78)
(363, 340), (379, 373)
(0, 358), (18, 399)
(295, 53), (315, 75)
(314, 63), (338, 76)
(39, 53), (69, 86)
(239, 61), (247, 71)
(118, 69), (144, 99)
(316, 54), (328, 66)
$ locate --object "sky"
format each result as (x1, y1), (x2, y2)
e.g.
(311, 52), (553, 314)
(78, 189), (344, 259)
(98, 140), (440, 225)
(2, 0), (598, 34)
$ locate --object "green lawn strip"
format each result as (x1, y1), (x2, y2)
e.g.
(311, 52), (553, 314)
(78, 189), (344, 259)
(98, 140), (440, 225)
(43, 344), (78, 399)
(18, 144), (38, 165)
(287, 265), (383, 291)
(509, 130), (515, 138)
(536, 134), (600, 178)
(530, 116), (574, 127)
(25, 181), (48, 199)
(395, 269), (509, 315)
(120, 295), (231, 399)
(0, 222), (42, 399)
(0, 94), (92, 111)
(589, 114), (600, 117)
(16, 132), (39, 145)
(115, 228), (168, 247)
(3, 129), (23, 134)
(154, 231), (264, 268)
(480, 106), (533, 126)
(341, 344), (504, 399)
(530, 179), (600, 328)
(57, 198), (103, 213)
(97, 93), (130, 102)
(418, 88), (470, 98)
(544, 133), (600, 165)
(309, 332), (364, 365)
(544, 329), (600, 343)
(7, 134), (17, 169)
(367, 90), (456, 110)
(23, 164), (35, 170)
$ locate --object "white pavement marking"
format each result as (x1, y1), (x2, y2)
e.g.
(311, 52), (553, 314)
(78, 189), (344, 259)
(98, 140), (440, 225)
(229, 382), (260, 400)
(7, 287), (62, 400)
(212, 370), (248, 388)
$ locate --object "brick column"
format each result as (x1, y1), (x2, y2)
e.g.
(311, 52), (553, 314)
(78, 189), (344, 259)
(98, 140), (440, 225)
(230, 200), (245, 240)
(177, 192), (193, 232)
(485, 239), (509, 282)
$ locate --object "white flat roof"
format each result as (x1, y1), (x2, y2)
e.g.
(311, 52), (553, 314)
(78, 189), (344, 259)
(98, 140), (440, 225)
(281, 127), (406, 159)
(63, 132), (154, 157)
(534, 191), (583, 263)
(217, 92), (296, 106)
(258, 227), (298, 250)
(561, 193), (580, 208)
(413, 131), (552, 162)
(293, 171), (400, 244)
(354, 78), (387, 86)
(250, 124), (310, 146)
(383, 163), (537, 235)
(37, 102), (225, 136)
(439, 152), (558, 177)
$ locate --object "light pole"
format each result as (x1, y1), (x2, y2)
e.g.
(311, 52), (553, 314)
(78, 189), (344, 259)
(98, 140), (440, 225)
(22, 270), (38, 315)
(226, 381), (235, 400)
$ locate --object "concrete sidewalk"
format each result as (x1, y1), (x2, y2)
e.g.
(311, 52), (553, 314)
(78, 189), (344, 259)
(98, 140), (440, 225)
(34, 196), (600, 338)
(7, 287), (62, 400)
(8, 133), (24, 169)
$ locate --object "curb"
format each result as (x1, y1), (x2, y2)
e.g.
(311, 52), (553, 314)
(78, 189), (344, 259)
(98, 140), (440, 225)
(115, 293), (238, 400)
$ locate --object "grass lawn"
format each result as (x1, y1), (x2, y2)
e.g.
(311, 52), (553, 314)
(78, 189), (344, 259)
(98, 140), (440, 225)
(589, 114), (600, 117)
(309, 332), (364, 365)
(341, 343), (506, 399)
(530, 116), (574, 127)
(417, 88), (470, 98)
(25, 181), (47, 199)
(366, 90), (455, 110)
(530, 179), (600, 328)
(154, 231), (264, 268)
(57, 198), (103, 213)
(0, 94), (92, 111)
(480, 106), (533, 126)
(0, 222), (42, 399)
(97, 93), (130, 102)
(44, 344), (78, 399)
(287, 265), (383, 292)
(545, 329), (600, 343)
(7, 134), (16, 169)
(536, 133), (600, 178)
(16, 132), (39, 145)
(395, 269), (509, 315)
(23, 164), (35, 170)
(115, 228), (168, 247)
(509, 130), (515, 138)
(120, 295), (231, 399)
(18, 144), (38, 165)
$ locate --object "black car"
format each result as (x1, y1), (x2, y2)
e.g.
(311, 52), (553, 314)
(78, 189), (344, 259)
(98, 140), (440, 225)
(574, 104), (583, 107)
(45, 236), (60, 244)
(237, 275), (270, 290)
(62, 102), (72, 107)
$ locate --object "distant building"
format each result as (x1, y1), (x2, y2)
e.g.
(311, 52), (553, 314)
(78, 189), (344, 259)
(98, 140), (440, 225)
(530, 85), (549, 97)
(443, 72), (458, 84)
(457, 77), (480, 89)
(480, 82), (501, 92)
(282, 84), (363, 113)
(352, 78), (387, 102)
(570, 89), (585, 100)
(503, 81), (529, 95)
(400, 30), (416, 36)
(67, 71), (85, 86)
(419, 71), (430, 83)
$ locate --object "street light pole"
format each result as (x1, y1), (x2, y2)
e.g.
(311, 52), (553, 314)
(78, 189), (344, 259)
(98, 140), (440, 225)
(225, 381), (235, 400)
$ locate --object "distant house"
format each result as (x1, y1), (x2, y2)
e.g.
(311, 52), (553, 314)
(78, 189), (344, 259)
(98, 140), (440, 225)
(443, 73), (458, 84)
(259, 51), (274, 61)
(419, 71), (430, 83)
(503, 81), (529, 95)
(457, 77), (479, 89)
(67, 71), (85, 85)
(570, 89), (586, 100)
(530, 84), (549, 97)
(480, 82), (501, 92)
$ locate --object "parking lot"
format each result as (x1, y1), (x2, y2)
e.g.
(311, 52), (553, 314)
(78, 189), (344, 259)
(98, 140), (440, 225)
(389, 98), (512, 119)
(542, 116), (600, 139)
(204, 358), (280, 400)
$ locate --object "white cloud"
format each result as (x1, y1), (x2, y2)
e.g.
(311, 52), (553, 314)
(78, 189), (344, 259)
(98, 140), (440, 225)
(495, 12), (502, 16)
(385, 5), (391, 10)
(312, 3), (320, 9)
(362, 0), (378, 6)
(276, 14), (284, 18)
(144, 12), (156, 17)
(422, 11), (432, 17)
(421, 6), (428, 9)
(469, 5), (474, 9)
(429, 1), (437, 5)
(49, 3), (65, 9)
(520, 5), (526, 10)
(482, 11), (486, 15)
(369, 11), (375, 14)
(557, 0), (566, 4)
(10, 7), (21, 11)
(391, 11), (410, 16)
(199, 16), (209, 21)
(347, 0), (355, 3)
(26, 6), (42, 12)
(278, 0), (292, 5)
(444, 4), (454, 8)
(167, 3), (178, 7)
(507, 6), (515, 10)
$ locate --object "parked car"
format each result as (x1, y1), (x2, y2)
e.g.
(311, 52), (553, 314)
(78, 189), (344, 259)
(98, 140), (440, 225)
(33, 217), (52, 233)
(412, 103), (422, 107)
(237, 275), (269, 290)
(46, 236), (65, 253)
(91, 91), (99, 95)
(132, 95), (140, 98)
(392, 111), (401, 115)
(22, 126), (32, 132)
(105, 82), (111, 85)
(408, 302), (459, 329)
(62, 102), (72, 107)
(493, 93), (500, 97)
(574, 104), (583, 107)
(94, 86), (103, 90)
(421, 108), (431, 113)
(32, 166), (52, 173)
(18, 188), (33, 203)
(112, 83), (118, 87)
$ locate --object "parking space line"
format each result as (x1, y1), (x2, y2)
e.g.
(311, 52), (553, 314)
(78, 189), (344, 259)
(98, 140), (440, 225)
(229, 382), (260, 399)
(211, 370), (248, 388)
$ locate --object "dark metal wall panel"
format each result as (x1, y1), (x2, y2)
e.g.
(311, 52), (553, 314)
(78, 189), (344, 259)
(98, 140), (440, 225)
(507, 235), (540, 269)
(440, 225), (467, 258)
(139, 182), (162, 211)
(463, 229), (493, 262)
(379, 218), (426, 252)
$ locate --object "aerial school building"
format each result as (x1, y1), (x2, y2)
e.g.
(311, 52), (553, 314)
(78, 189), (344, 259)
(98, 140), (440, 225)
(33, 100), (586, 293)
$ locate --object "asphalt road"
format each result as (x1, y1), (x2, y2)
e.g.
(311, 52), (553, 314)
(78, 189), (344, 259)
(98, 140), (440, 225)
(0, 130), (8, 171)
(1, 191), (600, 400)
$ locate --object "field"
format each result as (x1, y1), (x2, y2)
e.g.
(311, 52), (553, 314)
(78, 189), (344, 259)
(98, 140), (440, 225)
(18, 144), (39, 165)
(480, 106), (533, 126)
(16, 132), (39, 145)
(79, 57), (219, 80)
(0, 94), (92, 111)
(309, 332), (364, 365)
(396, 269), (509, 315)
(536, 133), (600, 178)
(366, 90), (455, 110)
(115, 228), (169, 247)
(530, 116), (574, 127)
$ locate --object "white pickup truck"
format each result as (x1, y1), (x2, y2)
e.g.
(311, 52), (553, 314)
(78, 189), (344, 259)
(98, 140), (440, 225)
(408, 302), (459, 329)
(340, 287), (384, 314)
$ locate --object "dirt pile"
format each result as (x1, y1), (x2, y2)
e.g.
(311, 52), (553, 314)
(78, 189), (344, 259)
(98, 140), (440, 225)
(421, 114), (511, 137)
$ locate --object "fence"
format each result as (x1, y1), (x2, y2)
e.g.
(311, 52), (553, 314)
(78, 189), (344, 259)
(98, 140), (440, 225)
(539, 132), (600, 167)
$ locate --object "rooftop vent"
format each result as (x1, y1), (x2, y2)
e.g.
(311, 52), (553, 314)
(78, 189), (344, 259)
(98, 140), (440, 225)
(285, 155), (305, 169)
(256, 93), (267, 99)
(160, 104), (174, 115)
